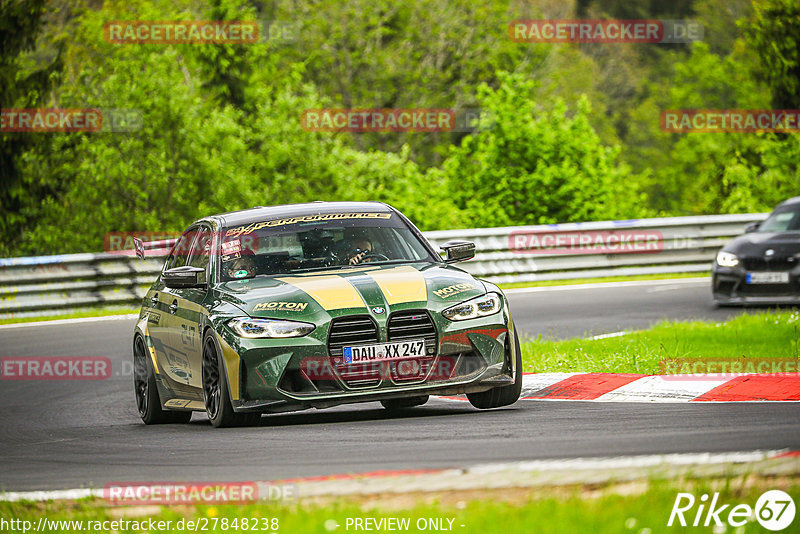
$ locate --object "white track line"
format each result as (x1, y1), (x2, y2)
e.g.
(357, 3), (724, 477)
(589, 331), (629, 340)
(0, 314), (138, 330)
(503, 277), (709, 294)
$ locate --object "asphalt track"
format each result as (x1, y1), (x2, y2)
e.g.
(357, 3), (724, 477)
(505, 278), (763, 339)
(1, 278), (799, 492)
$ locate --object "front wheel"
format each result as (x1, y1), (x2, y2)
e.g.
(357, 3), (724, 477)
(133, 335), (191, 424)
(467, 330), (523, 409)
(202, 331), (260, 428)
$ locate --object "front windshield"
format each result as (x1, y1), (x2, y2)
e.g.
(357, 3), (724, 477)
(219, 212), (435, 281)
(758, 206), (800, 233)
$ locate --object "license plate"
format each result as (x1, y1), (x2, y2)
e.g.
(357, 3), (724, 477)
(343, 339), (425, 364)
(746, 272), (790, 284)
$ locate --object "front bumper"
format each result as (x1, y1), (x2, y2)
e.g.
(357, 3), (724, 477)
(712, 265), (800, 305)
(219, 310), (516, 413)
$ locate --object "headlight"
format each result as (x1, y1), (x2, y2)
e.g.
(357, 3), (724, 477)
(442, 292), (502, 321)
(227, 317), (315, 338)
(716, 251), (739, 267)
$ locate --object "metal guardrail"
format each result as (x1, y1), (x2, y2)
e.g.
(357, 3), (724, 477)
(0, 213), (768, 318)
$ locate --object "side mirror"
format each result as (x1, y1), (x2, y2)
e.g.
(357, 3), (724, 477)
(744, 222), (760, 233)
(440, 240), (476, 263)
(162, 266), (206, 289)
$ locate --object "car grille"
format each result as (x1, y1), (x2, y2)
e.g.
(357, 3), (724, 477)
(743, 256), (796, 272)
(386, 310), (438, 383)
(326, 312), (440, 388)
(328, 315), (381, 388)
(737, 281), (798, 296)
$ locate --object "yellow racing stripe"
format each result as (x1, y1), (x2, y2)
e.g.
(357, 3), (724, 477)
(219, 334), (241, 401)
(275, 275), (367, 310)
(366, 266), (428, 305)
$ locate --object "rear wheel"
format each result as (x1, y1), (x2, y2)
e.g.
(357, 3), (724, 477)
(380, 395), (429, 410)
(467, 330), (522, 409)
(133, 335), (192, 424)
(202, 331), (260, 428)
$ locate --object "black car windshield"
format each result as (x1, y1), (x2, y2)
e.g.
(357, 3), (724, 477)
(758, 205), (800, 233)
(219, 212), (436, 280)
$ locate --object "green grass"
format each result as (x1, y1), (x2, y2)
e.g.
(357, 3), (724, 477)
(1, 477), (795, 533)
(0, 307), (139, 325)
(520, 310), (800, 374)
(498, 272), (707, 290)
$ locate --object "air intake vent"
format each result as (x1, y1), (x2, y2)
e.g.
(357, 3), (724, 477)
(388, 311), (437, 348)
(743, 256), (795, 272)
(386, 310), (438, 383)
(328, 315), (380, 388)
(328, 316), (379, 354)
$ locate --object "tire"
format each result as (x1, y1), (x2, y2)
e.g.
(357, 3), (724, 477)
(202, 330), (261, 428)
(466, 330), (523, 409)
(380, 395), (429, 410)
(133, 335), (192, 424)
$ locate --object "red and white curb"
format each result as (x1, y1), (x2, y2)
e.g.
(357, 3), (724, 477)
(2, 450), (797, 503)
(441, 373), (800, 403)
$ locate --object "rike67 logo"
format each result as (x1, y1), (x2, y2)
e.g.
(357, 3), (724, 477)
(669, 490), (795, 531)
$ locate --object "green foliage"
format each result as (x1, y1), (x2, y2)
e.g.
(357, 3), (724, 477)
(440, 72), (647, 227)
(650, 42), (797, 214)
(277, 0), (553, 167)
(2, 0), (799, 256)
(0, 0), (63, 251)
(742, 0), (800, 108)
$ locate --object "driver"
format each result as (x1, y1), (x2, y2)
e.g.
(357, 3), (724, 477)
(348, 238), (373, 265)
(223, 250), (257, 279)
(341, 228), (375, 265)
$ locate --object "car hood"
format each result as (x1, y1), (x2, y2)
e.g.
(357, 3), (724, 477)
(214, 262), (488, 318)
(723, 232), (800, 257)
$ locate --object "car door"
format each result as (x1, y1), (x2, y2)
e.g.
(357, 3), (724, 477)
(146, 231), (190, 376)
(156, 227), (199, 387)
(164, 224), (213, 389)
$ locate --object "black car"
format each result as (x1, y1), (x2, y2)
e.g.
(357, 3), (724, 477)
(712, 196), (800, 305)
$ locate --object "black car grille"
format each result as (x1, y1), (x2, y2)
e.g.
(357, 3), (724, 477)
(386, 310), (438, 383)
(325, 312), (441, 388)
(743, 256), (796, 272)
(328, 315), (381, 388)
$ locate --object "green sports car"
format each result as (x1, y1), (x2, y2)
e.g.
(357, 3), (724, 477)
(132, 202), (521, 427)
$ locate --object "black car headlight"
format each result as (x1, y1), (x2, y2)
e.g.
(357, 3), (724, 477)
(228, 317), (315, 338)
(442, 292), (502, 321)
(716, 251), (739, 268)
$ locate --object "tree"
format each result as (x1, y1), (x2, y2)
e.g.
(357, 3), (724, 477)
(743, 0), (800, 109)
(440, 72), (646, 227)
(0, 0), (63, 253)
